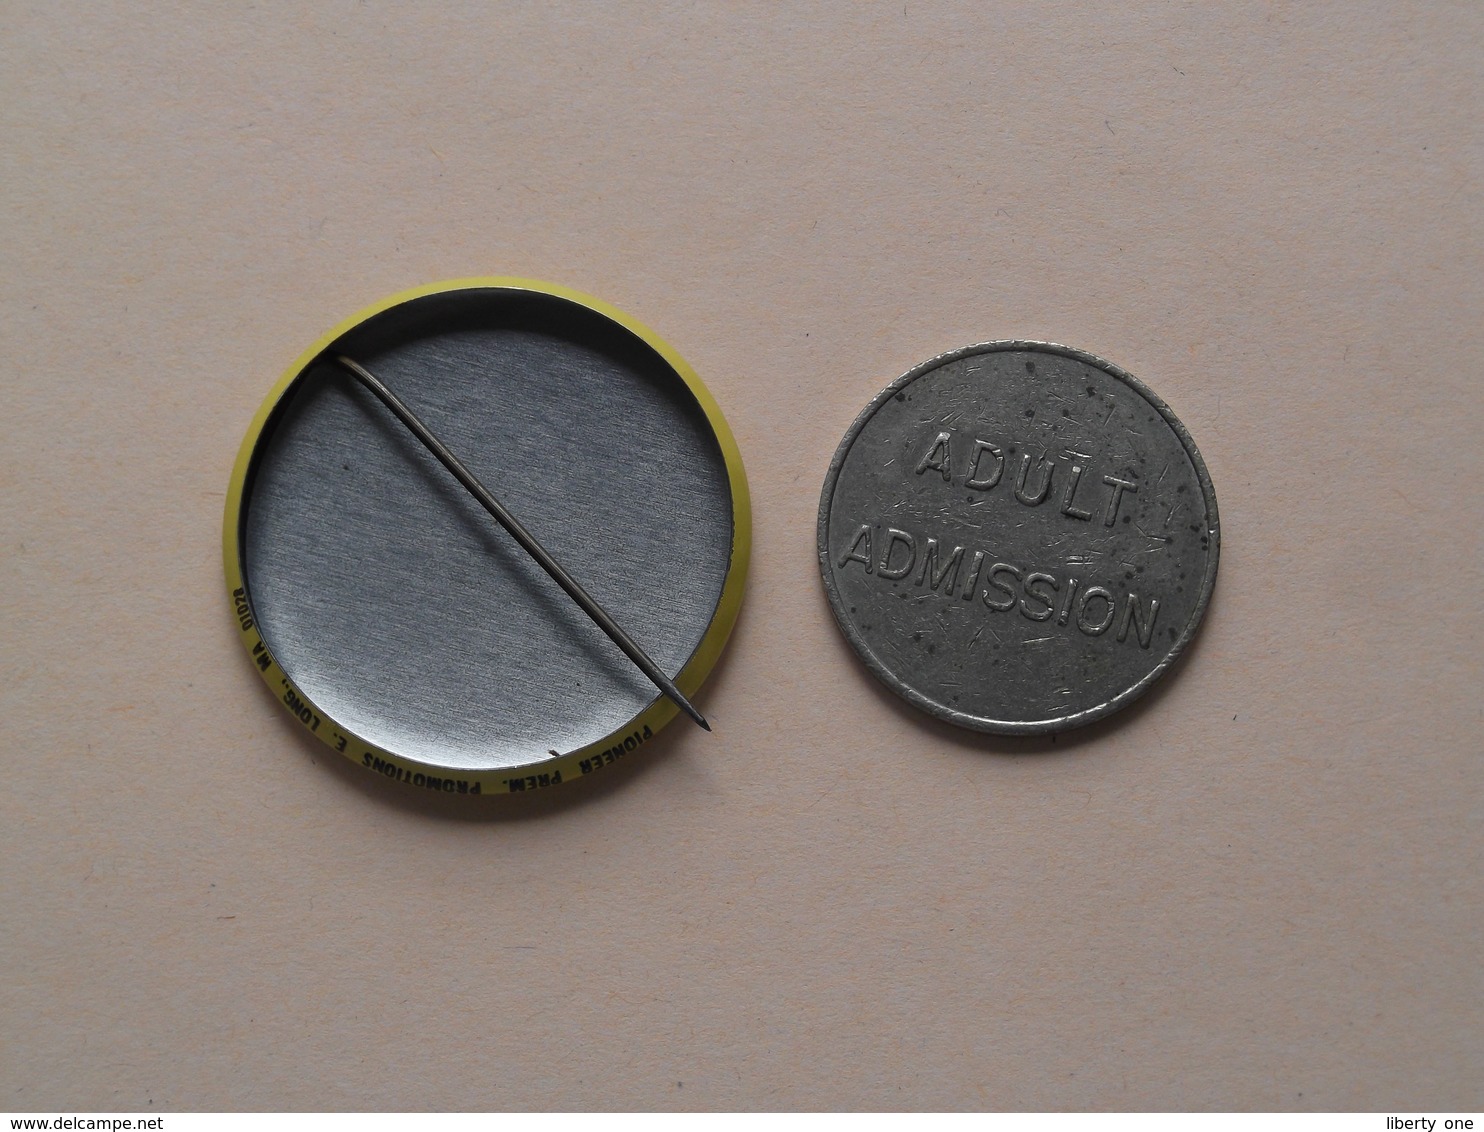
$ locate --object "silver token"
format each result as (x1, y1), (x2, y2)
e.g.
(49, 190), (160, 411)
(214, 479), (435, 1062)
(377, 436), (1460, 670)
(817, 342), (1219, 734)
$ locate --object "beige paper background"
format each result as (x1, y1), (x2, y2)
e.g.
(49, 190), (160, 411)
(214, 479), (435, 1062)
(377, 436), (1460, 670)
(3, 2), (1480, 1112)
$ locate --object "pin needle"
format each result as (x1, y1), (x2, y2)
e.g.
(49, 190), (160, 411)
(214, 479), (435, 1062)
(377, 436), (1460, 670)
(332, 354), (712, 732)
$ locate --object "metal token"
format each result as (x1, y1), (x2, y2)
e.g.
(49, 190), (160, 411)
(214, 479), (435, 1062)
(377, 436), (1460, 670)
(817, 342), (1219, 734)
(224, 279), (750, 793)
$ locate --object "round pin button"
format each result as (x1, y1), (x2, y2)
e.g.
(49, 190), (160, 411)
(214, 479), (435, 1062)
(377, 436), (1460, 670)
(225, 279), (750, 793)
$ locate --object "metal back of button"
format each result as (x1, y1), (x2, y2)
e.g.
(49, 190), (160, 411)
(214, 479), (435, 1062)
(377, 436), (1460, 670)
(224, 279), (749, 787)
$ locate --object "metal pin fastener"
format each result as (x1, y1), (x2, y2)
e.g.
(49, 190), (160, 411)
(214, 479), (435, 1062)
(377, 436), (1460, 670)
(332, 353), (712, 732)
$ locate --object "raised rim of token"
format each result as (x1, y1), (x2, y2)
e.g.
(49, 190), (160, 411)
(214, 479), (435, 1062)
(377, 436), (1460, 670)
(224, 278), (751, 793)
(817, 340), (1220, 735)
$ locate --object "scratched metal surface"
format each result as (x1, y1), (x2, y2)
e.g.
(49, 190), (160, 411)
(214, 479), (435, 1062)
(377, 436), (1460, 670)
(818, 342), (1219, 733)
(241, 289), (734, 770)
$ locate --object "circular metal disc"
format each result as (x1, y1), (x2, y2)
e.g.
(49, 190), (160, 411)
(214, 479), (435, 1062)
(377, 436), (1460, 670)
(225, 280), (749, 793)
(818, 342), (1219, 734)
